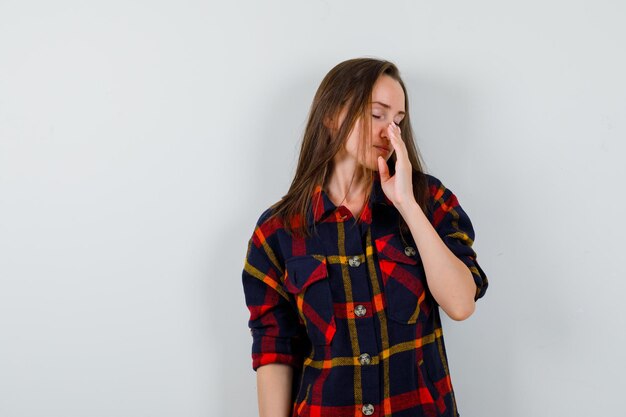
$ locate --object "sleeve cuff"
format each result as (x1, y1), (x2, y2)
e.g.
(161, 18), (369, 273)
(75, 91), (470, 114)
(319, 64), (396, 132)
(251, 333), (307, 371)
(252, 352), (303, 371)
(456, 255), (488, 301)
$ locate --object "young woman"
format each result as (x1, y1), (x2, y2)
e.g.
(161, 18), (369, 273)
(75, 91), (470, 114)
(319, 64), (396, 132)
(242, 58), (488, 417)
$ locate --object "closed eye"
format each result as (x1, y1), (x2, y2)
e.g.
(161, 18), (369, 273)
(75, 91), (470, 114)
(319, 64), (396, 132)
(373, 113), (403, 126)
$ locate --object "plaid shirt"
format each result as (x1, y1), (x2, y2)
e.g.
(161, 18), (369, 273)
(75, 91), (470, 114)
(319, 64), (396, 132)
(242, 173), (488, 417)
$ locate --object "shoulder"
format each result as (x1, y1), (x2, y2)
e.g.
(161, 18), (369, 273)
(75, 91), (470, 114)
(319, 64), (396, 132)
(255, 205), (278, 226)
(423, 173), (448, 192)
(421, 173), (468, 224)
(423, 172), (467, 199)
(422, 172), (452, 202)
(251, 204), (284, 240)
(245, 205), (287, 269)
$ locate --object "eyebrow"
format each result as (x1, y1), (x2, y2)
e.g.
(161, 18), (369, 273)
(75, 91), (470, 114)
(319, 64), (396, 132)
(371, 101), (406, 115)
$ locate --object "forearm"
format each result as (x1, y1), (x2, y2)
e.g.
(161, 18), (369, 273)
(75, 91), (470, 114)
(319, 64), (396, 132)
(257, 363), (294, 417)
(397, 200), (476, 321)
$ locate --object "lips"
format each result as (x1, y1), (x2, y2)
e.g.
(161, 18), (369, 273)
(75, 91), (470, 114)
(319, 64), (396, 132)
(374, 145), (390, 152)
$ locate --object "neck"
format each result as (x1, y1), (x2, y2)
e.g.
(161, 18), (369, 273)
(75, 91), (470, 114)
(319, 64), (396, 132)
(323, 169), (371, 208)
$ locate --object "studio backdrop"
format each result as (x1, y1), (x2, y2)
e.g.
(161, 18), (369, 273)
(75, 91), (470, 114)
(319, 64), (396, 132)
(1, 1), (624, 416)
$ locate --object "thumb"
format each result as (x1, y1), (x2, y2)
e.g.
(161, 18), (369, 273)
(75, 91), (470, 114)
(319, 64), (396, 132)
(378, 156), (390, 182)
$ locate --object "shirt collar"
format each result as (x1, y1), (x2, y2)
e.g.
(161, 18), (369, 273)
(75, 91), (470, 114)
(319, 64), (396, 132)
(309, 175), (393, 225)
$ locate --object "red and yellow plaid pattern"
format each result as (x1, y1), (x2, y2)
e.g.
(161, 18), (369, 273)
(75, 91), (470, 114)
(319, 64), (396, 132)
(242, 173), (488, 417)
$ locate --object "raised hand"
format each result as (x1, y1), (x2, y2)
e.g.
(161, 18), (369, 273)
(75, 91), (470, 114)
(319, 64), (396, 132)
(377, 122), (416, 209)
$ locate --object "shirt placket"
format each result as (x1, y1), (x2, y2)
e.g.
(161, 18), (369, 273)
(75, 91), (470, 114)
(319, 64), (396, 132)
(339, 210), (382, 417)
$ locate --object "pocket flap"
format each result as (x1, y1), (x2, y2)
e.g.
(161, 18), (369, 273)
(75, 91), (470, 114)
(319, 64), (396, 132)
(284, 254), (328, 293)
(375, 233), (419, 265)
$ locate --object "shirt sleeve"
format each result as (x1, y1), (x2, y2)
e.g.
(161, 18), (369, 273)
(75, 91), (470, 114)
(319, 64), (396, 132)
(428, 176), (489, 301)
(241, 211), (308, 371)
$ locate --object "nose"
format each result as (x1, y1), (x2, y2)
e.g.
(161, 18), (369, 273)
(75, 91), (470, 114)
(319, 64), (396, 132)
(379, 123), (391, 143)
(376, 121), (386, 137)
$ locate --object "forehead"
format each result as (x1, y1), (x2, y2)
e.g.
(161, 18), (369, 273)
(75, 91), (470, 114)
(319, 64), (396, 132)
(371, 75), (405, 110)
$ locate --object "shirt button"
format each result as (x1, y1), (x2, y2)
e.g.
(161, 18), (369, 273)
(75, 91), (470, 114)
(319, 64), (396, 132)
(348, 255), (361, 267)
(359, 353), (371, 365)
(362, 404), (374, 415)
(404, 246), (416, 256)
(354, 304), (367, 317)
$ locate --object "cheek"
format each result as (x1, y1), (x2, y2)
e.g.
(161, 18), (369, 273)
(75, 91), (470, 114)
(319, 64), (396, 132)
(344, 131), (361, 154)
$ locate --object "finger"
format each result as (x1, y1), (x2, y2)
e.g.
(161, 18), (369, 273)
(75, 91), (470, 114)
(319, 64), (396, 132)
(387, 123), (402, 142)
(378, 156), (390, 181)
(387, 124), (406, 157)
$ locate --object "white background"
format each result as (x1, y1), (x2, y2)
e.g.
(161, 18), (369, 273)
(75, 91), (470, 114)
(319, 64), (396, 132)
(1, 1), (624, 416)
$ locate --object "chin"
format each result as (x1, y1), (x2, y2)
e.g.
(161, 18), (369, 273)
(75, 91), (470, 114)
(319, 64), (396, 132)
(360, 158), (382, 172)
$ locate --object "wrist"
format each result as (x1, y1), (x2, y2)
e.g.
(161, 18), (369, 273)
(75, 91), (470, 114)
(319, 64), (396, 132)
(396, 197), (421, 216)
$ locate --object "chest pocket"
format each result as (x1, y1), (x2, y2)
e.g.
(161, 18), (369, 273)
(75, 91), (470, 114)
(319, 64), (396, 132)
(284, 254), (336, 346)
(375, 233), (434, 324)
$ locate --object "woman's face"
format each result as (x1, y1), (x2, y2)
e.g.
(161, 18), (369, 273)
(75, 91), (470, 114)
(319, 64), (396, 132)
(332, 75), (406, 171)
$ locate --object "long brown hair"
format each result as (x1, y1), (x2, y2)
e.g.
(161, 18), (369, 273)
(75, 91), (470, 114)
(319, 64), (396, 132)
(268, 57), (430, 239)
